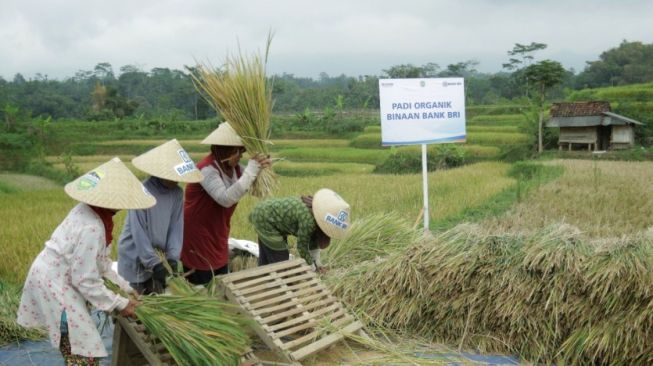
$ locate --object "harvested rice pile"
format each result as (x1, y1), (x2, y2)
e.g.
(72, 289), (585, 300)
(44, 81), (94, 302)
(327, 223), (653, 365)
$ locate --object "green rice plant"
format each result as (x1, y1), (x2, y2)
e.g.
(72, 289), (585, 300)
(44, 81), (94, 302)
(278, 147), (390, 165)
(269, 139), (349, 150)
(192, 33), (276, 197)
(323, 212), (419, 269)
(273, 161), (374, 177)
(469, 114), (526, 126)
(349, 133), (383, 149)
(0, 280), (45, 345)
(467, 125), (521, 133)
(466, 132), (530, 145)
(363, 125), (381, 133)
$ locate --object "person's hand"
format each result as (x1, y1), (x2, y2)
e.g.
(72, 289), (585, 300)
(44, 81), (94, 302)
(253, 154), (272, 169)
(119, 299), (140, 318)
(167, 259), (179, 274)
(151, 263), (167, 294)
(301, 195), (314, 209)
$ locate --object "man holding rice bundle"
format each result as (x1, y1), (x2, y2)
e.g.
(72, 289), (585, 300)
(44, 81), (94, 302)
(17, 158), (153, 365)
(249, 188), (351, 272)
(181, 122), (271, 285)
(118, 139), (203, 294)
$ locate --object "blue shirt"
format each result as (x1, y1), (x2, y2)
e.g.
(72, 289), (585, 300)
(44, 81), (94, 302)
(117, 177), (183, 283)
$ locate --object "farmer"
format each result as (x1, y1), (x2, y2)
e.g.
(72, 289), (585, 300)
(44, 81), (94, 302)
(249, 188), (351, 272)
(181, 122), (271, 285)
(118, 139), (203, 294)
(17, 157), (155, 365)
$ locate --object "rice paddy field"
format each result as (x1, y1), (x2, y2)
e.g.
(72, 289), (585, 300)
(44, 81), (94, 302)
(3, 108), (653, 364)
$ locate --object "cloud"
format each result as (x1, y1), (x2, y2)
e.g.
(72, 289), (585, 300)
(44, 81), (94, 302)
(1, 0), (652, 79)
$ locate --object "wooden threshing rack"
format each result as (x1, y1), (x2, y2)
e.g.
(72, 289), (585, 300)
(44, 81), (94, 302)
(216, 258), (366, 365)
(111, 258), (364, 365)
(111, 316), (264, 366)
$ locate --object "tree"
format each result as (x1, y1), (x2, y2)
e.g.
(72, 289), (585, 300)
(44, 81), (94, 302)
(502, 42), (547, 71)
(382, 63), (439, 78)
(575, 40), (653, 87)
(523, 60), (566, 153)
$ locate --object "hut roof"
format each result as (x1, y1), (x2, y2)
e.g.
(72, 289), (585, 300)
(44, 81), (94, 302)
(550, 101), (611, 117)
(546, 101), (643, 128)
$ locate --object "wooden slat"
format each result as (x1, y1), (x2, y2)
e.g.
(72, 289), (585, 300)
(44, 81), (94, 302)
(289, 321), (364, 361)
(236, 272), (316, 296)
(267, 303), (340, 332)
(248, 283), (325, 310)
(254, 291), (331, 317)
(222, 259), (305, 282)
(230, 266), (308, 290)
(245, 278), (322, 302)
(280, 315), (355, 350)
(261, 297), (338, 324)
(275, 310), (350, 338)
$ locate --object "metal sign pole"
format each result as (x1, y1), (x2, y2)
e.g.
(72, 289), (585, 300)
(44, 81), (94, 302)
(421, 143), (429, 232)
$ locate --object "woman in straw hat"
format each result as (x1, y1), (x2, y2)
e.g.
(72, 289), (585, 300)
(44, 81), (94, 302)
(17, 158), (155, 365)
(181, 122), (271, 285)
(118, 139), (203, 294)
(249, 188), (351, 273)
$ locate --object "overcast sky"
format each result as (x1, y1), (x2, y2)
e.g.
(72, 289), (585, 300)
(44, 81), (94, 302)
(1, 0), (652, 80)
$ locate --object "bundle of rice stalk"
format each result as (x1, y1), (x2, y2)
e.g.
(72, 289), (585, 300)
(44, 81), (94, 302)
(0, 280), (44, 345)
(192, 34), (276, 197)
(105, 279), (251, 366)
(323, 212), (420, 269)
(229, 254), (258, 272)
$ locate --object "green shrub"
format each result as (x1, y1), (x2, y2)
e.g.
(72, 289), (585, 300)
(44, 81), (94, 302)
(374, 145), (467, 174)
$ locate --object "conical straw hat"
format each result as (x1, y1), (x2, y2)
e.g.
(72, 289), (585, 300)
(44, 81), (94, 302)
(201, 122), (243, 146)
(64, 157), (156, 210)
(132, 139), (204, 183)
(312, 188), (351, 240)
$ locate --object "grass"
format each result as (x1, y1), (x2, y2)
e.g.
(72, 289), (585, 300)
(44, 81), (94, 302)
(467, 125), (522, 133)
(273, 161), (375, 177)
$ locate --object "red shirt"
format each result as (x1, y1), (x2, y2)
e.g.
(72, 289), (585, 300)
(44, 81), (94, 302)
(181, 155), (241, 271)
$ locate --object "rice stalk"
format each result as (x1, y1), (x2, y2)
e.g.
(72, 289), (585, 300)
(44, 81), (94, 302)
(192, 33), (276, 197)
(105, 279), (251, 366)
(0, 280), (45, 345)
(323, 212), (419, 269)
(326, 223), (653, 365)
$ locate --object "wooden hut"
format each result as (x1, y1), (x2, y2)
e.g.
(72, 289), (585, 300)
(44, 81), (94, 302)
(546, 101), (643, 151)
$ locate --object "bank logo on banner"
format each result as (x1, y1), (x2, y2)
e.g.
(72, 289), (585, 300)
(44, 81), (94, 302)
(378, 78), (466, 146)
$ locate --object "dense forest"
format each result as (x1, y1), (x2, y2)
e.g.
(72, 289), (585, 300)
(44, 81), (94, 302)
(1, 40), (652, 122)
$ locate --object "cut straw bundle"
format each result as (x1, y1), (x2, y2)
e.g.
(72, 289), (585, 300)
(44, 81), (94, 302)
(327, 221), (653, 365)
(105, 279), (250, 366)
(192, 34), (276, 197)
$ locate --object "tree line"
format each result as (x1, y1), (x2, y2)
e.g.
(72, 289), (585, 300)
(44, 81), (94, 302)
(1, 40), (652, 122)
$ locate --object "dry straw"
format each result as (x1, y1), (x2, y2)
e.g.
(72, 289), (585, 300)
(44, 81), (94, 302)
(192, 33), (276, 197)
(327, 221), (653, 365)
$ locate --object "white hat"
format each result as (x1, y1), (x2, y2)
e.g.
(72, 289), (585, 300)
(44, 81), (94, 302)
(64, 157), (156, 210)
(201, 122), (243, 146)
(312, 188), (351, 240)
(132, 139), (203, 183)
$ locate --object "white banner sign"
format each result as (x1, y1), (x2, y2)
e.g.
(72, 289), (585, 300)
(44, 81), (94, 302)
(379, 78), (466, 145)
